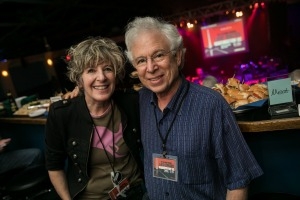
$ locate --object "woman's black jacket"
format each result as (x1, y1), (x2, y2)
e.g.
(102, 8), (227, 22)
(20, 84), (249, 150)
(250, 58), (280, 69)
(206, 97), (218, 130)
(44, 89), (143, 198)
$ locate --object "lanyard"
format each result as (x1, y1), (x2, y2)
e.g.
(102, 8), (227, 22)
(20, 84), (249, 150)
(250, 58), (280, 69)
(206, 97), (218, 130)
(87, 100), (124, 186)
(153, 83), (190, 157)
(91, 101), (117, 174)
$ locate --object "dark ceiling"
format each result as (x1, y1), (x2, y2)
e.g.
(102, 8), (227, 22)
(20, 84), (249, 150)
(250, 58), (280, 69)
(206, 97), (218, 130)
(0, 0), (223, 60)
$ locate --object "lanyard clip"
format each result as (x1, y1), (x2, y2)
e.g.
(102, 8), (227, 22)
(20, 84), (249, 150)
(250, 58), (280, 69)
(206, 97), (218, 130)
(162, 144), (167, 157)
(162, 150), (167, 158)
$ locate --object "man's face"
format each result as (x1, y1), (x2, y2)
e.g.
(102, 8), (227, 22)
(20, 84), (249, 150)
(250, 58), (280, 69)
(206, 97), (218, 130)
(130, 30), (182, 97)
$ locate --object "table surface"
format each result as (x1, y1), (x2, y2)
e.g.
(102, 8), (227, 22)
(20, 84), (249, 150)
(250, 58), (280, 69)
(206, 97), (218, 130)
(0, 107), (299, 132)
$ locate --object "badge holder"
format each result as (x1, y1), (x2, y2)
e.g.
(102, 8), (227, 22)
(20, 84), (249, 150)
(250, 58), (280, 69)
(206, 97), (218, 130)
(152, 153), (178, 182)
(108, 171), (130, 200)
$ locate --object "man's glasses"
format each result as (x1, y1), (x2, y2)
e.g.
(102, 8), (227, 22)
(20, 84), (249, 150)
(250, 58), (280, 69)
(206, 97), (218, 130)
(133, 50), (175, 68)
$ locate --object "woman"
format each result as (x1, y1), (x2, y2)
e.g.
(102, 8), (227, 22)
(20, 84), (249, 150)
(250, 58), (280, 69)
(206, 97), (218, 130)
(45, 36), (145, 200)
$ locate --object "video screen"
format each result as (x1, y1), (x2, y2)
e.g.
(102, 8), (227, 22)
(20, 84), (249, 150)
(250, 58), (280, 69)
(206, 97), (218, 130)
(200, 18), (248, 58)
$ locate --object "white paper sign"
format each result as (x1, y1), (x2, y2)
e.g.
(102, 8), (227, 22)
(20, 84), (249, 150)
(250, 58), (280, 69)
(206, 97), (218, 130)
(267, 77), (293, 105)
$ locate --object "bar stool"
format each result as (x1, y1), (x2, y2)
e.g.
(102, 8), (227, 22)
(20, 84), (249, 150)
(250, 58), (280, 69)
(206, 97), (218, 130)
(1, 164), (54, 200)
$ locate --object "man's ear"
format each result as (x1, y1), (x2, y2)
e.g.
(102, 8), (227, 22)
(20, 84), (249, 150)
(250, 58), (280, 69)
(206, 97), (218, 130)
(175, 50), (183, 67)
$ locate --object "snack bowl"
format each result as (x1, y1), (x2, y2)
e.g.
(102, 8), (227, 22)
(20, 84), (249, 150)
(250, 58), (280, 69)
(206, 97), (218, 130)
(28, 108), (47, 118)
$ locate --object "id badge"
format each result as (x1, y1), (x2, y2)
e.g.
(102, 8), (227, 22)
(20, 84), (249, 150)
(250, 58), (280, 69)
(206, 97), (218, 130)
(153, 153), (178, 181)
(108, 177), (130, 200)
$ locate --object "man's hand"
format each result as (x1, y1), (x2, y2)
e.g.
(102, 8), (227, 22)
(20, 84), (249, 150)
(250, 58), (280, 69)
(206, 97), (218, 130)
(0, 138), (11, 152)
(62, 86), (80, 99)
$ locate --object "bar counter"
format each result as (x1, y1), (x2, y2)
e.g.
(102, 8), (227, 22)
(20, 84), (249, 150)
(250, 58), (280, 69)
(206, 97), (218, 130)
(0, 116), (46, 125)
(0, 114), (299, 132)
(1, 107), (300, 197)
(238, 116), (300, 132)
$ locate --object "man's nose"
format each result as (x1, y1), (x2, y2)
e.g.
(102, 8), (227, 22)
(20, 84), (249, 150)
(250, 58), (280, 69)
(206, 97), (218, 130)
(146, 58), (157, 73)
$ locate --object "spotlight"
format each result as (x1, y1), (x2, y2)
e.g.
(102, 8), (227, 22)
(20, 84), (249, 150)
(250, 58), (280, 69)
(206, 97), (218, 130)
(1, 70), (8, 77)
(187, 22), (194, 28)
(47, 58), (53, 66)
(236, 11), (243, 17)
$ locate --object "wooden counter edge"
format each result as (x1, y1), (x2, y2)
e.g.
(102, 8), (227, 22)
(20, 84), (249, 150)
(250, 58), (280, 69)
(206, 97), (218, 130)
(238, 117), (300, 132)
(1, 116), (300, 132)
(0, 117), (46, 125)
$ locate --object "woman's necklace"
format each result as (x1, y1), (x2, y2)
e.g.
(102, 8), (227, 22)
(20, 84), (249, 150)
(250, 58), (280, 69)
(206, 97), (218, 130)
(90, 103), (112, 118)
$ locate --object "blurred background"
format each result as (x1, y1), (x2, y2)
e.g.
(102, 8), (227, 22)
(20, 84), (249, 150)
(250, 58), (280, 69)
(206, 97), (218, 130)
(0, 0), (299, 100)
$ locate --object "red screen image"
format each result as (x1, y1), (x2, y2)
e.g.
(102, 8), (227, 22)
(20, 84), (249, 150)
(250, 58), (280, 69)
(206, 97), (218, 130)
(200, 18), (248, 58)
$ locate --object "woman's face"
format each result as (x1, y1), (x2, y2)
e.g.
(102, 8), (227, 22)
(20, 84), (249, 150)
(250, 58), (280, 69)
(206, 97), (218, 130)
(80, 61), (116, 105)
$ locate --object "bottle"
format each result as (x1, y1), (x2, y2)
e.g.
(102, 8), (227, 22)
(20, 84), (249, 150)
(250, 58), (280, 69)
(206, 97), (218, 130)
(6, 91), (18, 114)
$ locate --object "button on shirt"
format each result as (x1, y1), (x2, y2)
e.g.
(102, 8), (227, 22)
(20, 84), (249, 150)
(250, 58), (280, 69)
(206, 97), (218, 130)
(139, 77), (263, 200)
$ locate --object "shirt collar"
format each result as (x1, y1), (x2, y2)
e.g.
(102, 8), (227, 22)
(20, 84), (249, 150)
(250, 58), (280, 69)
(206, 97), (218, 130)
(150, 74), (189, 113)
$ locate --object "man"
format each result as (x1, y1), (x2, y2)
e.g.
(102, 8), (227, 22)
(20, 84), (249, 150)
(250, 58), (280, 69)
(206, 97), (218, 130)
(123, 16), (263, 200)
(202, 75), (218, 88)
(0, 136), (43, 175)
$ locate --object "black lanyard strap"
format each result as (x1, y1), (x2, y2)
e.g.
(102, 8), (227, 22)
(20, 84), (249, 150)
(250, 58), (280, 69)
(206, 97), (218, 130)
(92, 101), (117, 174)
(154, 83), (190, 157)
